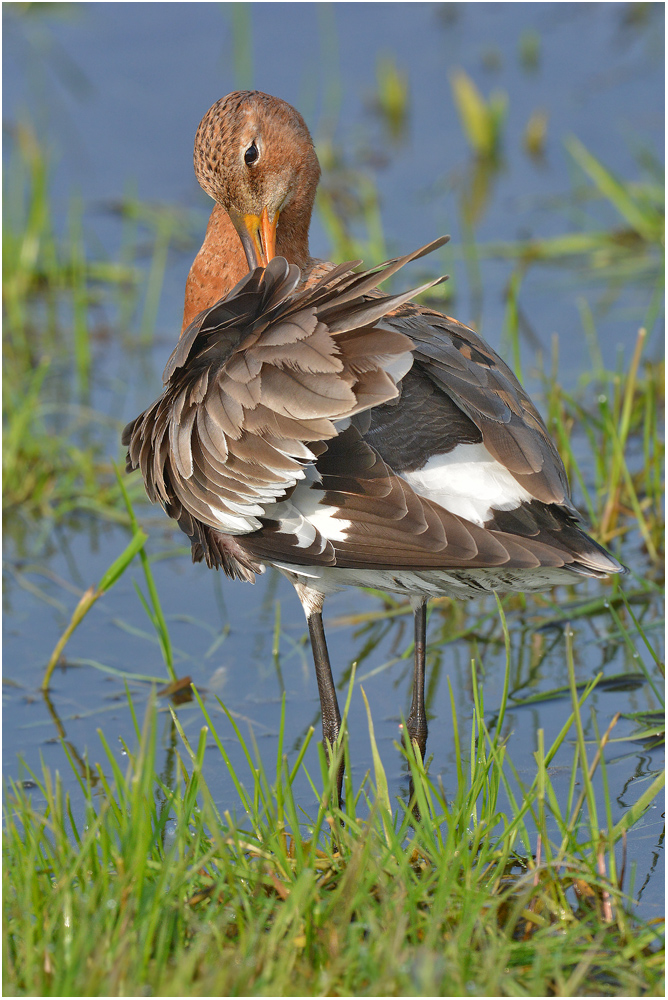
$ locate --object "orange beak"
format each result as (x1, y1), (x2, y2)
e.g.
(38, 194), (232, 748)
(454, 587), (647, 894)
(230, 206), (278, 269)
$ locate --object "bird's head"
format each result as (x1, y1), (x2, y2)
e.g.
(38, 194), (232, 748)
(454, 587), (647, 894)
(194, 91), (321, 270)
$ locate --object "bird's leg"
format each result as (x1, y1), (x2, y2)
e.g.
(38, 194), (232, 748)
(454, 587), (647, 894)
(406, 597), (428, 761)
(295, 584), (343, 802)
(405, 597), (428, 818)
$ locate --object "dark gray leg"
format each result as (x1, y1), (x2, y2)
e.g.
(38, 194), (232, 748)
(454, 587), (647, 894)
(295, 584), (343, 800)
(406, 598), (428, 760)
(307, 609), (342, 750)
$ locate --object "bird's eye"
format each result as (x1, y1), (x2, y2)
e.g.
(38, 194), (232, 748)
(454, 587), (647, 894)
(244, 142), (259, 166)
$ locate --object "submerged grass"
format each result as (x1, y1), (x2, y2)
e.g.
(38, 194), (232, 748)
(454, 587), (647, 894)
(4, 662), (664, 997)
(2, 123), (192, 527)
(477, 139), (664, 311)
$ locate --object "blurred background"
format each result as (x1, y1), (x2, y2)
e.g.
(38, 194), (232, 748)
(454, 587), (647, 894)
(3, 2), (664, 918)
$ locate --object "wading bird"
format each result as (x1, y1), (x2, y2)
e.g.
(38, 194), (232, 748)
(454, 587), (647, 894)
(123, 92), (622, 796)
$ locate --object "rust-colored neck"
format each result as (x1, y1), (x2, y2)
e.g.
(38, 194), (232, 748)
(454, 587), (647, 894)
(181, 201), (312, 334)
(182, 205), (244, 333)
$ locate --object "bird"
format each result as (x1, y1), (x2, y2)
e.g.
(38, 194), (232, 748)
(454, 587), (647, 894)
(123, 91), (623, 798)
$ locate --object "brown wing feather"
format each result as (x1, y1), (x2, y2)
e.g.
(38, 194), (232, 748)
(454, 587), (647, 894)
(123, 249), (436, 540)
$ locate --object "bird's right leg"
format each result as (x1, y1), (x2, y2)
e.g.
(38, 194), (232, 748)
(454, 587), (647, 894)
(294, 584), (344, 802)
(406, 597), (428, 760)
(405, 597), (428, 816)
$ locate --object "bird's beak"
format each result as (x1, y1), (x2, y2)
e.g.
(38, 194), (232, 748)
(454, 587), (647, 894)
(229, 206), (278, 269)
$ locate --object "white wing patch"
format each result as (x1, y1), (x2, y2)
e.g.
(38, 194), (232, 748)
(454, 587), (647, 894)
(305, 502), (351, 543)
(205, 506), (263, 534)
(401, 442), (533, 526)
(203, 468), (308, 535)
(262, 467), (351, 547)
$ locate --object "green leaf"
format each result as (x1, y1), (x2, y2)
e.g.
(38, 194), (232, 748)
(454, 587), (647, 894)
(98, 529), (148, 592)
(361, 686), (392, 822)
(611, 770), (665, 840)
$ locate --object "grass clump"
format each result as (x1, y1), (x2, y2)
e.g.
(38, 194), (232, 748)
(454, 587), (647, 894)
(4, 658), (664, 997)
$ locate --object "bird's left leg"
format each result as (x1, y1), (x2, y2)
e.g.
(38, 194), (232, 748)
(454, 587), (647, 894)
(294, 583), (344, 802)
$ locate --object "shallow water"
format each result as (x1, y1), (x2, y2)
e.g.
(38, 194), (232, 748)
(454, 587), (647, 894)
(3, 2), (664, 920)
